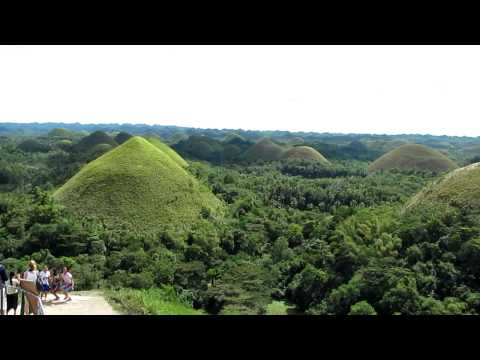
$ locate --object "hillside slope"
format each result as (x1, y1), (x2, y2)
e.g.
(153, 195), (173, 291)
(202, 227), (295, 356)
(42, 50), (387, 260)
(145, 136), (188, 168)
(407, 162), (480, 211)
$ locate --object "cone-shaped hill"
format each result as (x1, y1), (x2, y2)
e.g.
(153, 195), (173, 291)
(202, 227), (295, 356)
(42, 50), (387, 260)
(282, 146), (329, 163)
(54, 136), (223, 234)
(368, 144), (457, 173)
(244, 138), (285, 162)
(74, 131), (118, 152)
(407, 162), (480, 211)
(145, 136), (188, 168)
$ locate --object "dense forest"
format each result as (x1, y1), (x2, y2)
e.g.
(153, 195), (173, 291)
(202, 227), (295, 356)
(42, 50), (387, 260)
(1, 123), (480, 315)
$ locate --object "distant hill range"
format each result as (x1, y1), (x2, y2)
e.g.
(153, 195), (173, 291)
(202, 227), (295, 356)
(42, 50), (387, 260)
(2, 122), (480, 164)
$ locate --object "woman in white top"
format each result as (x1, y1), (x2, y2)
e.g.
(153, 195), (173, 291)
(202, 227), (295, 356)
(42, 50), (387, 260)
(24, 260), (39, 282)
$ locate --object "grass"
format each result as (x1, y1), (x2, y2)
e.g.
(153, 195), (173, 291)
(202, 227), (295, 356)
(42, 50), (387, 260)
(408, 162), (480, 210)
(265, 301), (291, 315)
(54, 136), (223, 234)
(244, 137), (286, 162)
(104, 287), (204, 315)
(282, 146), (329, 163)
(145, 136), (188, 168)
(368, 143), (458, 173)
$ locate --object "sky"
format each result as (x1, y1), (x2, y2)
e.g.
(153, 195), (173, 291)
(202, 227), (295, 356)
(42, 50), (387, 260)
(0, 45), (479, 136)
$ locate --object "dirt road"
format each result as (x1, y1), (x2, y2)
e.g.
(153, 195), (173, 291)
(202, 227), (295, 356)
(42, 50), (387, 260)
(42, 291), (120, 315)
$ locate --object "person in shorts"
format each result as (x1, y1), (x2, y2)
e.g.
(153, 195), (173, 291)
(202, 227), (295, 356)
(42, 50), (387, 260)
(50, 269), (61, 300)
(61, 267), (74, 302)
(38, 266), (50, 301)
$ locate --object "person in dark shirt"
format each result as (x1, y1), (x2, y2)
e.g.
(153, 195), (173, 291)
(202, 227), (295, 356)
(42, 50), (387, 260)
(0, 263), (9, 315)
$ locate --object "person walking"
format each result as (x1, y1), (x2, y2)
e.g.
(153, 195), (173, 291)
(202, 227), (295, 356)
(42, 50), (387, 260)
(6, 272), (20, 315)
(23, 260), (39, 314)
(24, 260), (39, 282)
(61, 267), (74, 302)
(39, 266), (50, 301)
(50, 269), (61, 301)
(0, 263), (8, 315)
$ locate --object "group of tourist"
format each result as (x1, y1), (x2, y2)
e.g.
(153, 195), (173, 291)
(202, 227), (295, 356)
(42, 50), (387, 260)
(0, 260), (74, 315)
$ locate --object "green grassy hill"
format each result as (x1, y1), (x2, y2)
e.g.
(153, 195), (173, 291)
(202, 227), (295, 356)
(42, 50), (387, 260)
(244, 137), (286, 162)
(407, 162), (480, 211)
(368, 144), (457, 173)
(48, 128), (74, 139)
(282, 146), (329, 163)
(54, 136), (223, 234)
(74, 131), (118, 152)
(145, 136), (188, 168)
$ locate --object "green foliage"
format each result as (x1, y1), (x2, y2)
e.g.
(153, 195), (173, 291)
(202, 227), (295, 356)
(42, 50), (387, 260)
(349, 300), (377, 315)
(286, 264), (329, 311)
(3, 128), (480, 315)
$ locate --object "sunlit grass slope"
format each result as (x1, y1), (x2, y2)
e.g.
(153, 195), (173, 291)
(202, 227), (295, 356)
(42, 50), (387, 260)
(54, 136), (223, 234)
(145, 135), (188, 168)
(407, 162), (480, 211)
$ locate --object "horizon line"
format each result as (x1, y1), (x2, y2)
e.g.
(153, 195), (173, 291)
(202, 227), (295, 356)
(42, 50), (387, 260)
(0, 121), (479, 139)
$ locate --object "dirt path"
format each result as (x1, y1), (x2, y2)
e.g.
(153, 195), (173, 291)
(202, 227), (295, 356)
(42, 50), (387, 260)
(42, 291), (120, 315)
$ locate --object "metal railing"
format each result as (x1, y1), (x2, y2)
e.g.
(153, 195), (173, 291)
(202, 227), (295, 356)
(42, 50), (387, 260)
(0, 286), (44, 315)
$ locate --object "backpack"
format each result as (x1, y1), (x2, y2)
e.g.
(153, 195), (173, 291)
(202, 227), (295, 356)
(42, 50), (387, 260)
(35, 272), (43, 292)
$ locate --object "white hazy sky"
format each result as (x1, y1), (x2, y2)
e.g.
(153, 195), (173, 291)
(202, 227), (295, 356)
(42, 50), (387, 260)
(0, 45), (479, 136)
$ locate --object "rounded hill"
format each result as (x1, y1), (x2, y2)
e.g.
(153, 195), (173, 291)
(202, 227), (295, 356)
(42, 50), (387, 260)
(243, 138), (285, 162)
(74, 131), (118, 152)
(48, 128), (74, 139)
(282, 146), (329, 163)
(145, 136), (188, 168)
(407, 162), (480, 211)
(368, 144), (457, 173)
(54, 137), (222, 234)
